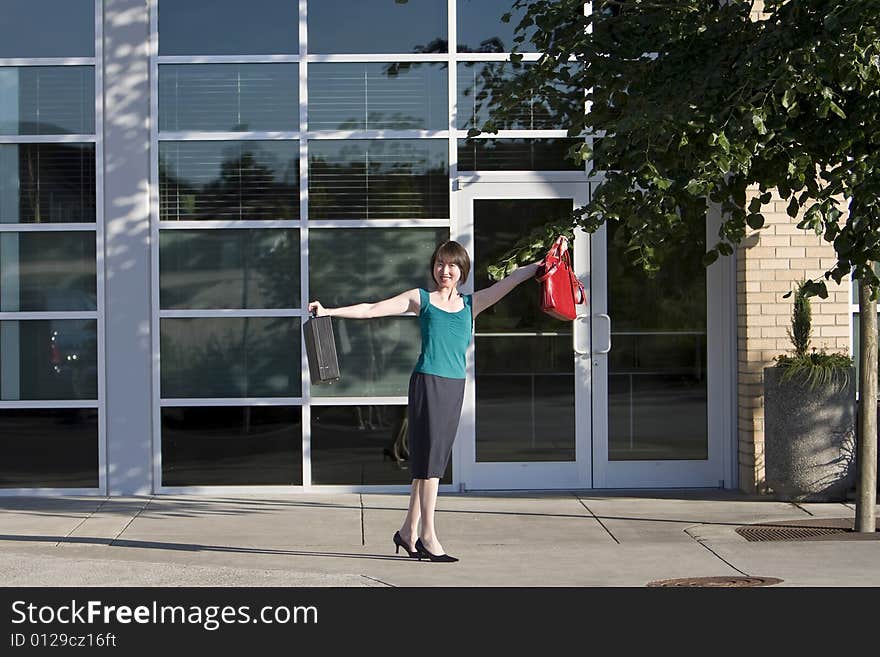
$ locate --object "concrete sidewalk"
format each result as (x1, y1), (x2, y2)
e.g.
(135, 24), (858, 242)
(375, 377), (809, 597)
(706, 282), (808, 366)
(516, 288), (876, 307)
(1, 491), (878, 587)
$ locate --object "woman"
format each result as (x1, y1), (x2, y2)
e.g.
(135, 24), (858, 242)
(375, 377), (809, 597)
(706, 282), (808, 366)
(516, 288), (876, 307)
(308, 241), (541, 563)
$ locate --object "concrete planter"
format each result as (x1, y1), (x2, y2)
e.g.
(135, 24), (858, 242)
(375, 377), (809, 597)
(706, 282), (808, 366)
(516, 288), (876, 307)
(763, 366), (856, 501)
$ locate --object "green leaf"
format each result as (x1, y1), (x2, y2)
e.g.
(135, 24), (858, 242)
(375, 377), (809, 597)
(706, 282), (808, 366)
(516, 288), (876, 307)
(466, 128), (481, 138)
(746, 213), (765, 229)
(718, 242), (733, 256)
(782, 88), (795, 110)
(685, 179), (704, 196)
(829, 101), (846, 119)
(717, 132), (730, 153)
(702, 249), (719, 267)
(787, 197), (799, 218)
(752, 114), (767, 135)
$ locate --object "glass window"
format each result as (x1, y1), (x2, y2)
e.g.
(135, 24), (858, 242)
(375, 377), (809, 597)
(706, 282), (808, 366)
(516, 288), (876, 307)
(311, 405), (450, 484)
(159, 0), (298, 56)
(0, 144), (96, 224)
(457, 0), (538, 53)
(457, 62), (568, 131)
(159, 64), (298, 133)
(309, 227), (446, 397)
(473, 199), (575, 462)
(0, 67), (95, 136)
(606, 218), (708, 461)
(0, 232), (96, 312)
(160, 317), (301, 398)
(308, 0), (447, 54)
(159, 141), (299, 221)
(0, 320), (98, 400)
(308, 63), (447, 131)
(161, 406), (302, 486)
(458, 138), (583, 171)
(308, 140), (447, 219)
(160, 229), (299, 310)
(0, 0), (94, 58)
(0, 408), (98, 488)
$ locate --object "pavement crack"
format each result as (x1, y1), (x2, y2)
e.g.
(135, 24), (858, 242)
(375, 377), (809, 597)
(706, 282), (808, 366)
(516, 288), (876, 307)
(573, 493), (620, 544)
(792, 502), (814, 516)
(109, 497), (154, 546)
(361, 574), (394, 587)
(684, 526), (751, 577)
(359, 494), (365, 546)
(57, 498), (110, 547)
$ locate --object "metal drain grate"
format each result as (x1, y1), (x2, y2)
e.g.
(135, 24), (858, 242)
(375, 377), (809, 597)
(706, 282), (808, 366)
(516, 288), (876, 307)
(736, 525), (847, 542)
(647, 576), (783, 587)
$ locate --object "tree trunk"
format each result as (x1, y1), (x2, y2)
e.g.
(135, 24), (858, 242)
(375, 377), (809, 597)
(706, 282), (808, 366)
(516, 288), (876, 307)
(856, 279), (877, 532)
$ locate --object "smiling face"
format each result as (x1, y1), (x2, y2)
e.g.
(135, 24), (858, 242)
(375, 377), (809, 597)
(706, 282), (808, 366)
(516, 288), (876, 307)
(433, 257), (462, 290)
(429, 241), (470, 291)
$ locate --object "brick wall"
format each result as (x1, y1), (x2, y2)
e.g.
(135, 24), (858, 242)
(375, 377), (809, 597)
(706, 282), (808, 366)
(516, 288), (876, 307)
(736, 188), (851, 493)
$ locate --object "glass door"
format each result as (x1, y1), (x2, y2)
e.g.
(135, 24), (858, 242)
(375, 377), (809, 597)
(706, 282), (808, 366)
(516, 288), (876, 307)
(455, 180), (591, 489)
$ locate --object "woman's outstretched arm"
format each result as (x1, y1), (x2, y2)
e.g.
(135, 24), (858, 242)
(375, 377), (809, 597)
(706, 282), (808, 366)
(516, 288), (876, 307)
(472, 262), (542, 317)
(308, 288), (420, 319)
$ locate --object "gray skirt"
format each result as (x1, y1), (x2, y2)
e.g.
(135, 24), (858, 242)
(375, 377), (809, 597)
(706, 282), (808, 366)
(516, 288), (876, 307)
(407, 371), (466, 480)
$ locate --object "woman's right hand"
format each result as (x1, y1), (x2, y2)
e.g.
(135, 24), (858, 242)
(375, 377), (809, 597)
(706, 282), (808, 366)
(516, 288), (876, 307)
(308, 300), (328, 317)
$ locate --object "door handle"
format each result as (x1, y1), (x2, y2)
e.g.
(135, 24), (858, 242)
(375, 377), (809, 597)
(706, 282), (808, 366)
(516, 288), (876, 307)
(573, 313), (589, 355)
(594, 313), (611, 354)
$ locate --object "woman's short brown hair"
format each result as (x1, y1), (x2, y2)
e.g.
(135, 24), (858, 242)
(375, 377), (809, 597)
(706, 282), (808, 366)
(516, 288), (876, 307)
(430, 240), (471, 285)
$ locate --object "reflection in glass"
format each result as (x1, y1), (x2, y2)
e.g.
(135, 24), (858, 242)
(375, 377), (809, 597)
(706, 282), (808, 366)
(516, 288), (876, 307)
(606, 217), (707, 461)
(0, 320), (98, 400)
(0, 67), (95, 135)
(458, 138), (582, 171)
(0, 144), (96, 224)
(308, 140), (447, 219)
(0, 0), (94, 58)
(457, 0), (538, 53)
(158, 0), (298, 56)
(0, 232), (96, 311)
(309, 227), (447, 307)
(308, 0), (446, 54)
(160, 229), (299, 310)
(159, 64), (298, 132)
(0, 408), (98, 488)
(161, 318), (301, 398)
(312, 319), (421, 398)
(474, 199), (576, 462)
(309, 63), (447, 131)
(161, 406), (302, 486)
(457, 62), (567, 131)
(312, 405), (450, 484)
(159, 141), (299, 221)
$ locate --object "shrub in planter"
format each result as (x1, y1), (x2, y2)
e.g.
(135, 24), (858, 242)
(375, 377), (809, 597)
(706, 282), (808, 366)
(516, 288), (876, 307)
(763, 280), (855, 501)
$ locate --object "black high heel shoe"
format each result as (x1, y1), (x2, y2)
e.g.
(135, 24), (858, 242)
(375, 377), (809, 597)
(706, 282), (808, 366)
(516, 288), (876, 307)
(393, 531), (419, 558)
(415, 538), (459, 563)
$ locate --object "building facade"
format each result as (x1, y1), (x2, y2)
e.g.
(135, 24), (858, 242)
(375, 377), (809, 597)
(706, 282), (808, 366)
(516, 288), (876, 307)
(0, 0), (848, 496)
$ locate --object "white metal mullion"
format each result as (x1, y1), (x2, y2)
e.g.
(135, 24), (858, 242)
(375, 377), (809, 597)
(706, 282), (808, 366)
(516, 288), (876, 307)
(0, 58), (95, 67)
(160, 398), (304, 407)
(299, 0), (311, 489)
(0, 400), (99, 409)
(157, 55), (300, 64)
(0, 312), (97, 320)
(94, 0), (107, 496)
(306, 219), (449, 228)
(149, 0), (163, 494)
(160, 309), (304, 318)
(0, 135), (96, 144)
(306, 130), (448, 140)
(305, 53), (449, 63)
(310, 397), (408, 406)
(158, 220), (302, 229)
(0, 223), (96, 232)
(157, 131), (299, 141)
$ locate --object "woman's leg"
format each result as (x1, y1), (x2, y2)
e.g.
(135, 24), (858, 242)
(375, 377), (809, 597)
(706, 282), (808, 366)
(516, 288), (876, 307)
(398, 479), (421, 549)
(417, 477), (446, 555)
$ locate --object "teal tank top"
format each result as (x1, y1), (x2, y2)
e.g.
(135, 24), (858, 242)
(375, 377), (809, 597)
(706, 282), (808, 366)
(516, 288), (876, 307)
(413, 288), (473, 380)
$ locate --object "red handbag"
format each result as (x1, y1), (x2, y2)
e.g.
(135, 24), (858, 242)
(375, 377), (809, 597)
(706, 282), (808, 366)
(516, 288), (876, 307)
(535, 236), (586, 321)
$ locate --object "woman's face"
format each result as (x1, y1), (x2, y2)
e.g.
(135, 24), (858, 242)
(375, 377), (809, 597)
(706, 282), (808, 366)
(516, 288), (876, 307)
(434, 258), (461, 290)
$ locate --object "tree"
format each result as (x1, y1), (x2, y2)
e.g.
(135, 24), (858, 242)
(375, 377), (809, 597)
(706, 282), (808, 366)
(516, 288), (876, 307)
(478, 0), (879, 529)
